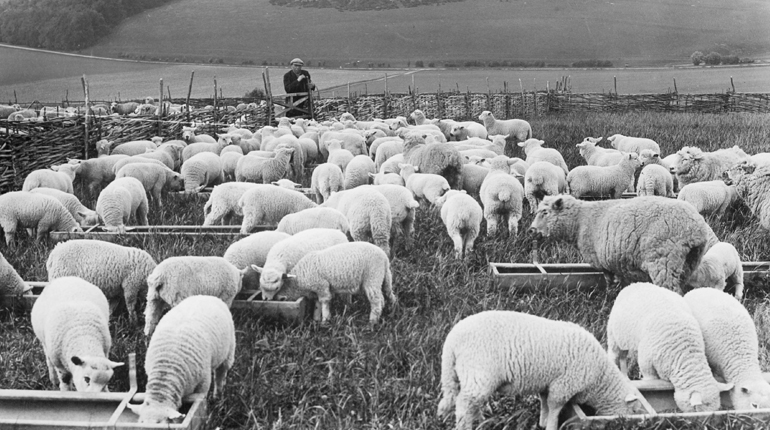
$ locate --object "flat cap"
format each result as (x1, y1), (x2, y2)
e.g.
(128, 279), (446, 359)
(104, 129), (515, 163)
(289, 58), (304, 66)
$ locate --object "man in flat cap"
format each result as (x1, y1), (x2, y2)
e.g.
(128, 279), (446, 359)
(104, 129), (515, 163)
(283, 58), (316, 118)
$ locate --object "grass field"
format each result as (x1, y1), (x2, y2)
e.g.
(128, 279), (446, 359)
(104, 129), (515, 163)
(2, 111), (770, 429)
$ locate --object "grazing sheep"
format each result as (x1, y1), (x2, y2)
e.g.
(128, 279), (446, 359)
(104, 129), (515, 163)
(181, 135), (230, 163)
(136, 148), (175, 170)
(438, 310), (645, 430)
(321, 187), (392, 256)
(203, 182), (259, 226)
(576, 137), (624, 166)
(368, 171), (405, 186)
(530, 195), (718, 292)
(434, 190), (483, 259)
(223, 231), (291, 292)
(567, 152), (641, 199)
(128, 296), (235, 423)
(30, 188), (99, 227)
(220, 151), (243, 182)
(22, 164), (81, 194)
(111, 140), (158, 156)
(115, 163), (184, 206)
(364, 184), (420, 252)
(677, 180), (738, 217)
(180, 152), (224, 193)
(96, 177), (149, 233)
(235, 147), (294, 184)
(524, 161), (567, 213)
(0, 251), (28, 301)
(30, 277), (123, 392)
(399, 163), (451, 206)
(0, 191), (82, 247)
(238, 184), (317, 232)
(46, 240), (157, 324)
(517, 139), (569, 176)
(402, 133), (464, 190)
(319, 130), (367, 159)
(344, 154), (376, 189)
(675, 145), (750, 188)
(453, 135), (506, 156)
(606, 134), (660, 154)
(685, 242), (744, 300)
(724, 162), (770, 230)
(112, 156), (168, 176)
(277, 207), (349, 235)
(607, 282), (732, 412)
(636, 164), (675, 197)
(683, 288), (770, 410)
(310, 162), (345, 204)
(459, 163), (489, 198)
(479, 156), (525, 236)
(477, 111), (532, 157)
(144, 257), (246, 337)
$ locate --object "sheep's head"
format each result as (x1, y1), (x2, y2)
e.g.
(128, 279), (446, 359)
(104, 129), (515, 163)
(730, 380), (770, 410)
(326, 139), (343, 151)
(478, 111), (492, 122)
(69, 355), (123, 392)
(638, 149), (660, 166)
(127, 400), (185, 424)
(77, 209), (100, 227)
(403, 133), (426, 151)
(606, 134), (623, 148)
(181, 126), (197, 143)
(487, 155), (513, 172)
(673, 150), (703, 175)
(449, 124), (465, 138)
(529, 195), (578, 237)
(723, 161), (757, 185)
(272, 179), (301, 189)
(252, 265), (294, 300)
(96, 139), (112, 156)
(167, 173), (185, 193)
(673, 382), (732, 413)
(576, 138), (598, 159)
(620, 152), (642, 170)
(517, 138), (544, 154)
(409, 109), (425, 122)
(340, 112), (356, 122)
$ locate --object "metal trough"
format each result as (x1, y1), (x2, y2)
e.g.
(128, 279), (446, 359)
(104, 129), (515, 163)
(49, 224), (274, 243)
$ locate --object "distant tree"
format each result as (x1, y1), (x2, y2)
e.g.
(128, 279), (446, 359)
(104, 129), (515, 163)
(244, 87), (266, 101)
(704, 52), (722, 65)
(722, 55), (740, 65)
(428, 62), (435, 67)
(415, 60), (424, 67)
(691, 51), (704, 66)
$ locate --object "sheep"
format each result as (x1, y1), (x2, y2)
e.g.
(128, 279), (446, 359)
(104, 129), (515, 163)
(220, 151), (243, 182)
(434, 190), (483, 259)
(524, 161), (567, 213)
(30, 277), (123, 392)
(477, 111), (532, 157)
(370, 136), (403, 163)
(180, 151), (224, 193)
(685, 241), (744, 300)
(393, 123), (447, 143)
(363, 184), (420, 252)
(639, 148), (678, 192)
(238, 184), (317, 233)
(181, 125), (217, 145)
(438, 310), (645, 430)
(677, 180), (738, 217)
(28, 187), (97, 227)
(276, 207), (349, 236)
(606, 134), (660, 154)
(272, 178), (302, 190)
(157, 141), (187, 169)
(344, 154), (376, 189)
(112, 156), (169, 176)
(144, 256), (246, 337)
(724, 162), (770, 230)
(479, 155), (525, 236)
(0, 191), (82, 247)
(402, 133), (464, 190)
(319, 130), (367, 159)
(136, 147), (176, 170)
(235, 147), (294, 184)
(115, 163), (184, 206)
(576, 137), (624, 166)
(22, 164), (81, 194)
(127, 296), (235, 424)
(530, 195), (719, 293)
(453, 135), (506, 156)
(674, 145), (750, 188)
(517, 138), (569, 176)
(253, 228), (349, 300)
(567, 152), (641, 199)
(274, 139), (306, 183)
(321, 187), (392, 256)
(448, 122), (488, 141)
(203, 182), (259, 226)
(326, 139), (355, 173)
(458, 163), (489, 198)
(683, 288), (770, 410)
(636, 164), (675, 197)
(181, 135), (230, 163)
(96, 177), (149, 233)
(368, 171), (405, 186)
(607, 282), (733, 412)
(46, 239), (157, 325)
(111, 140), (158, 156)
(0, 251), (28, 301)
(298, 137), (319, 163)
(399, 163), (451, 206)
(223, 231), (291, 291)
(379, 153), (405, 175)
(310, 162), (344, 204)
(111, 101), (140, 115)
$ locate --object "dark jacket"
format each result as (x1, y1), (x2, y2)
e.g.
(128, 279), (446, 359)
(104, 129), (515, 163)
(284, 70), (312, 94)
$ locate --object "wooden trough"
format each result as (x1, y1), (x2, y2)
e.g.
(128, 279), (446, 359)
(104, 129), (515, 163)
(560, 374), (770, 428)
(0, 354), (208, 429)
(49, 224), (275, 243)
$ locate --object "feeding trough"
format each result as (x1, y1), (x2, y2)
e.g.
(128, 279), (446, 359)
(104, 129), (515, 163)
(231, 289), (312, 323)
(49, 224), (274, 243)
(173, 187), (316, 200)
(0, 354), (208, 429)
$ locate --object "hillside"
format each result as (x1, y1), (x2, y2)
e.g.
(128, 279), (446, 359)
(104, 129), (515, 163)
(87, 0), (770, 67)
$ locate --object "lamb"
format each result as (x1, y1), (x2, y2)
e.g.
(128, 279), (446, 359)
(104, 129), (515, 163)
(576, 137), (624, 166)
(96, 177), (149, 233)
(127, 296), (235, 423)
(683, 288), (770, 410)
(46, 240), (157, 324)
(111, 140), (159, 157)
(398, 163), (451, 206)
(638, 148), (677, 193)
(530, 195), (718, 293)
(606, 134), (660, 154)
(0, 251), (28, 301)
(434, 190), (482, 259)
(567, 152), (641, 199)
(438, 310), (645, 430)
(180, 151), (224, 193)
(517, 138), (569, 176)
(321, 187), (392, 256)
(310, 162), (344, 204)
(223, 231), (291, 291)
(253, 228), (348, 300)
(238, 184), (317, 232)
(344, 154), (376, 189)
(272, 178), (302, 189)
(235, 147), (294, 184)
(137, 147), (176, 170)
(453, 134), (506, 156)
(202, 183), (257, 226)
(111, 101), (140, 115)
(607, 282), (733, 412)
(318, 130), (367, 159)
(326, 139), (355, 173)
(677, 180), (738, 217)
(30, 277), (123, 392)
(22, 164), (81, 194)
(685, 241), (744, 300)
(724, 162), (770, 230)
(379, 153), (405, 175)
(459, 163), (489, 198)
(477, 111), (532, 157)
(363, 184), (420, 252)
(181, 135), (230, 163)
(144, 256), (246, 337)
(368, 172), (405, 186)
(181, 125), (217, 145)
(115, 163), (185, 206)
(29, 187), (99, 227)
(636, 164), (675, 197)
(0, 191), (82, 247)
(112, 156), (169, 176)
(479, 155), (525, 236)
(220, 151), (243, 182)
(370, 137), (403, 165)
(448, 122), (488, 141)
(524, 161), (567, 213)
(277, 207), (349, 235)
(402, 133), (464, 190)
(674, 145), (750, 188)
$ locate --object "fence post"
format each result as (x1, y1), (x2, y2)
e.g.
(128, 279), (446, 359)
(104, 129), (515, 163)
(436, 83), (443, 119)
(186, 71), (195, 124)
(81, 75), (90, 159)
(213, 76), (219, 125)
(158, 78), (163, 137)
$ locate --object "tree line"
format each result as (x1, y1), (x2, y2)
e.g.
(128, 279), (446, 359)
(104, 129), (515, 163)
(0, 0), (175, 51)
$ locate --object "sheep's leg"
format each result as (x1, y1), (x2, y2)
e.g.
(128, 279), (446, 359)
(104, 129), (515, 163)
(58, 370), (73, 391)
(526, 194), (539, 214)
(454, 390), (489, 430)
(507, 212), (520, 237)
(381, 269), (397, 308)
(143, 299), (165, 338)
(538, 392), (549, 428)
(637, 340), (659, 380)
(152, 186), (163, 208)
(108, 299), (120, 319)
(45, 355), (59, 387)
(451, 233), (464, 259)
(363, 277), (385, 325)
(136, 201), (149, 226)
(544, 394), (567, 430)
(194, 370), (212, 395)
(122, 283), (139, 326)
(212, 363), (230, 399)
(485, 211), (499, 236)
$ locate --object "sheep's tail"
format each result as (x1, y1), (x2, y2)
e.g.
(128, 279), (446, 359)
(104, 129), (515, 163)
(497, 190), (511, 202)
(203, 198), (212, 217)
(437, 343), (459, 419)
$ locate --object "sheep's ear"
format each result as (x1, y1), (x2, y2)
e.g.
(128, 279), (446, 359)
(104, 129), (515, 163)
(576, 142), (585, 148)
(624, 393), (638, 403)
(271, 182), (279, 186)
(689, 392), (703, 407)
(250, 265), (264, 274)
(717, 382), (734, 392)
(108, 360), (124, 368)
(652, 153), (660, 159)
(126, 403), (143, 415)
(368, 172), (377, 178)
(413, 166), (419, 172)
(282, 273), (297, 279)
(71, 356), (84, 366)
(551, 197), (564, 211)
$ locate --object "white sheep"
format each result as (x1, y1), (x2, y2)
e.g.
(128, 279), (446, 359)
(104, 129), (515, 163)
(370, 136), (403, 162)
(677, 180), (738, 217)
(438, 310), (645, 430)
(724, 162), (770, 231)
(458, 163), (489, 198)
(180, 151), (224, 193)
(202, 182), (258, 226)
(567, 152), (641, 199)
(235, 147), (294, 184)
(363, 184), (420, 252)
(607, 282), (733, 412)
(479, 156), (525, 236)
(636, 164), (674, 197)
(319, 130), (367, 159)
(402, 133), (464, 190)
(517, 138), (569, 176)
(181, 126), (218, 145)
(30, 276), (123, 392)
(238, 184), (317, 233)
(220, 151), (243, 182)
(399, 163), (450, 206)
(277, 207), (349, 235)
(326, 139), (355, 173)
(115, 162), (185, 206)
(0, 191), (82, 247)
(344, 154), (376, 189)
(181, 134), (230, 162)
(453, 134), (506, 156)
(111, 140), (158, 157)
(22, 164), (81, 194)
(29, 187), (99, 227)
(606, 134), (660, 154)
(373, 139), (405, 170)
(379, 153), (405, 175)
(321, 187), (393, 256)
(310, 162), (345, 204)
(254, 228), (348, 300)
(96, 177), (149, 233)
(136, 148), (176, 170)
(223, 231), (291, 291)
(46, 239), (157, 325)
(144, 256), (246, 337)
(685, 241), (744, 300)
(477, 111), (532, 157)
(1, 251), (28, 300)
(524, 161), (567, 213)
(112, 156), (169, 176)
(368, 171), (405, 186)
(529, 195), (718, 292)
(683, 288), (770, 410)
(272, 178), (302, 190)
(127, 296), (235, 423)
(674, 145), (750, 188)
(448, 122), (488, 141)
(576, 137), (624, 166)
(434, 190), (482, 259)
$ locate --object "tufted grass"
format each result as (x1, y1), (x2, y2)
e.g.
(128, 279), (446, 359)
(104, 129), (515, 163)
(1, 111), (770, 429)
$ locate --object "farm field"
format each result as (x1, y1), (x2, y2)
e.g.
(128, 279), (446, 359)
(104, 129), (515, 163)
(2, 111), (770, 429)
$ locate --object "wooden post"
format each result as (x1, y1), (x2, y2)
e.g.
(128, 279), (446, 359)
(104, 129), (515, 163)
(486, 77), (491, 112)
(262, 68), (274, 126)
(613, 76), (618, 96)
(504, 81), (510, 119)
(81, 75), (90, 160)
(384, 73), (388, 94)
(186, 71), (195, 124)
(158, 78), (164, 136)
(730, 76), (736, 93)
(347, 82), (351, 114)
(14, 90), (17, 105)
(436, 82), (442, 119)
(213, 76), (218, 125)
(519, 78), (525, 117)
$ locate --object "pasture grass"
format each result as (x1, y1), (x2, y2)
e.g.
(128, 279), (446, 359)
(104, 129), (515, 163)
(2, 111), (770, 429)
